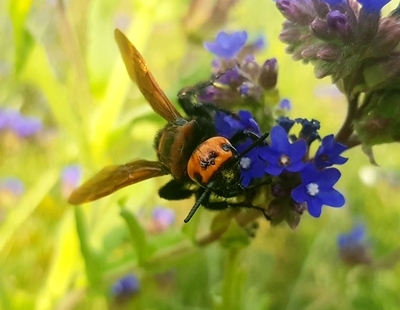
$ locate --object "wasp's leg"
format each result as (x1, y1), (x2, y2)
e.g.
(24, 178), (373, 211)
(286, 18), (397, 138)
(230, 130), (269, 145)
(225, 201), (272, 222)
(158, 179), (194, 200)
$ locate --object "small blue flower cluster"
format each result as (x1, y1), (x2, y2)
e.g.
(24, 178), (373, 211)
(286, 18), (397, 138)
(215, 111), (347, 218)
(0, 108), (42, 138)
(204, 31), (348, 219)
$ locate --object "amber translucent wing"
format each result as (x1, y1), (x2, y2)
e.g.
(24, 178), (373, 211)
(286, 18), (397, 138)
(114, 29), (182, 122)
(68, 160), (167, 204)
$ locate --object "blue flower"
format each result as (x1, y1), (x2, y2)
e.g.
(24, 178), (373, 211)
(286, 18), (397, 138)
(337, 224), (372, 265)
(204, 31), (248, 59)
(279, 99), (291, 111)
(260, 125), (307, 176)
(152, 206), (175, 230)
(111, 274), (140, 297)
(291, 162), (345, 218)
(62, 165), (82, 186)
(0, 108), (42, 137)
(356, 0), (391, 12)
(0, 177), (24, 196)
(314, 134), (348, 169)
(235, 138), (268, 187)
(61, 165), (82, 198)
(254, 35), (266, 50)
(214, 110), (260, 139)
(337, 224), (365, 249)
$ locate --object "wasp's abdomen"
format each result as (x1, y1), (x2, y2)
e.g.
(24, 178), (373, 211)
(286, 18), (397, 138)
(154, 119), (204, 180)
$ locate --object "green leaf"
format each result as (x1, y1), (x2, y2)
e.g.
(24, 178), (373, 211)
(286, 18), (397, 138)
(119, 208), (149, 265)
(74, 207), (105, 289)
(0, 169), (58, 253)
(354, 90), (400, 146)
(36, 211), (82, 310)
(9, 0), (34, 74)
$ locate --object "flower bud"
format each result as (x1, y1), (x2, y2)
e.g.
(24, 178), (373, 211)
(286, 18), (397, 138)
(367, 18), (400, 57)
(276, 0), (315, 26)
(316, 45), (340, 61)
(311, 18), (335, 41)
(258, 58), (278, 90)
(311, 0), (330, 18)
(285, 202), (306, 229)
(326, 10), (353, 42)
(356, 8), (380, 45)
(279, 27), (302, 44)
(266, 199), (286, 225)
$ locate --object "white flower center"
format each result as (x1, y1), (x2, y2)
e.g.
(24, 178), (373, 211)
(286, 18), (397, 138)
(306, 183), (319, 196)
(240, 157), (251, 170)
(279, 155), (290, 167)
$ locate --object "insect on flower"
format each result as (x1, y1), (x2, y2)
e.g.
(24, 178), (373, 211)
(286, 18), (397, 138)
(68, 29), (271, 223)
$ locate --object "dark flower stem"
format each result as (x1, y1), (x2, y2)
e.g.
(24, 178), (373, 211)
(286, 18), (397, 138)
(335, 94), (359, 146)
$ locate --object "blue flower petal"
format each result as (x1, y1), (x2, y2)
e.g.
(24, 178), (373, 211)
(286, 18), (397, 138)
(357, 0), (391, 12)
(315, 168), (341, 188)
(318, 189), (345, 207)
(270, 126), (290, 153)
(204, 31), (248, 59)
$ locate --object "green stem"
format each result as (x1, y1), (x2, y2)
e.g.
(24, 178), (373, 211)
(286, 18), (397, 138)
(220, 248), (242, 310)
(335, 94), (359, 146)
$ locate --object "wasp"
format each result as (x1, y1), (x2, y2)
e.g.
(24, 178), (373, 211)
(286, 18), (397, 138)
(68, 29), (269, 223)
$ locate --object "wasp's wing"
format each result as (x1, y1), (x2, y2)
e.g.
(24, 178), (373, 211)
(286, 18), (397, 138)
(68, 160), (167, 204)
(114, 29), (182, 122)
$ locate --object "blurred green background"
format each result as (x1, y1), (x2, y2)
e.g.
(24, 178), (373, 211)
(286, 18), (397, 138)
(1, 0), (400, 309)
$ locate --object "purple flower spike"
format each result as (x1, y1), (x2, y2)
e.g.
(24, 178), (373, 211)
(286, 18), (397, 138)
(314, 134), (348, 169)
(204, 31), (248, 59)
(260, 125), (307, 176)
(291, 163), (345, 218)
(356, 0), (391, 13)
(236, 138), (268, 187)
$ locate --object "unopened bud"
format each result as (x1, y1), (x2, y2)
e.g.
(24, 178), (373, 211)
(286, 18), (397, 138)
(316, 45), (340, 61)
(276, 0), (315, 26)
(279, 27), (302, 44)
(368, 18), (400, 57)
(311, 18), (335, 41)
(258, 58), (278, 90)
(311, 0), (330, 18)
(326, 10), (353, 42)
(356, 8), (380, 45)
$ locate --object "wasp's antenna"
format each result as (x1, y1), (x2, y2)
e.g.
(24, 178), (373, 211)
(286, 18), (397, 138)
(184, 182), (214, 223)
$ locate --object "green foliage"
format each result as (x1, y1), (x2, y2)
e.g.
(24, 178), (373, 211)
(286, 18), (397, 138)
(1, 0), (400, 309)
